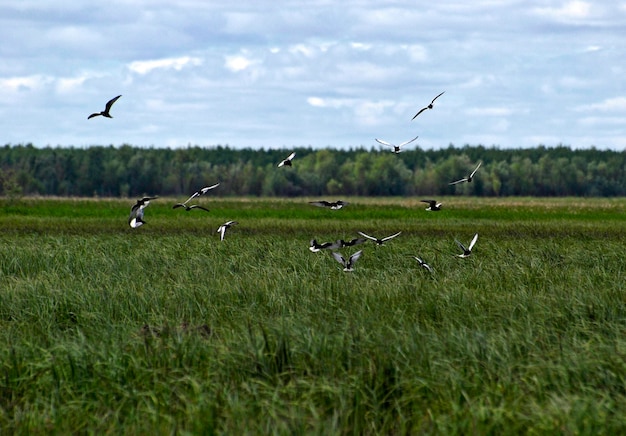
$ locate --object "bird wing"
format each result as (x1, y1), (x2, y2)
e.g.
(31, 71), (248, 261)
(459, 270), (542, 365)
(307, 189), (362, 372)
(468, 233), (479, 251)
(431, 91), (445, 104)
(449, 178), (468, 185)
(172, 203), (185, 209)
(87, 113), (101, 119)
(375, 138), (395, 148)
(455, 239), (467, 252)
(357, 231), (378, 242)
(345, 238), (366, 247)
(411, 107), (428, 120)
(399, 135), (419, 147)
(381, 231), (402, 242)
(104, 95), (122, 112)
(217, 226), (227, 241)
(200, 183), (220, 194)
(309, 201), (330, 208)
(286, 152), (296, 161)
(470, 162), (482, 178)
(332, 251), (346, 266)
(188, 205), (210, 212)
(348, 250), (363, 266)
(421, 199), (435, 207)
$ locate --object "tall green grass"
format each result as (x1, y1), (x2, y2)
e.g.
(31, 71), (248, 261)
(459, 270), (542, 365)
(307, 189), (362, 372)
(1, 197), (626, 433)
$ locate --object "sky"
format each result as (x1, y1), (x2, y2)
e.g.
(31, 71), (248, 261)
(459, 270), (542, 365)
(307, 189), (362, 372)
(1, 1), (625, 150)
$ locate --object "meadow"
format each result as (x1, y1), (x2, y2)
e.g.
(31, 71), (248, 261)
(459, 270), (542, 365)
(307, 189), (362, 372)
(1, 196), (626, 434)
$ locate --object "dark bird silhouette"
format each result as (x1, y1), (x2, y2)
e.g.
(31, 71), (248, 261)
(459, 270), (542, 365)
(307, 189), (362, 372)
(277, 152), (296, 167)
(449, 162), (482, 185)
(357, 231), (402, 246)
(456, 233), (479, 258)
(375, 135), (419, 154)
(309, 239), (341, 252)
(172, 204), (210, 212)
(421, 199), (442, 211)
(308, 200), (349, 210)
(129, 196), (157, 228)
(411, 91), (445, 120)
(336, 237), (366, 248)
(332, 250), (363, 272)
(88, 95), (122, 119)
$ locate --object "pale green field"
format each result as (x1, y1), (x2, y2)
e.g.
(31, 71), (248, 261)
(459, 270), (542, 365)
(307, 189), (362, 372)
(1, 197), (626, 434)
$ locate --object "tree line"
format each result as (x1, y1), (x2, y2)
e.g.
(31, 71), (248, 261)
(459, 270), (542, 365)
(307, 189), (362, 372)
(1, 143), (626, 198)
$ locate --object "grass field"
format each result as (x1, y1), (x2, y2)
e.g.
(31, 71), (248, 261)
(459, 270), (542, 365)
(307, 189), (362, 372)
(1, 196), (626, 434)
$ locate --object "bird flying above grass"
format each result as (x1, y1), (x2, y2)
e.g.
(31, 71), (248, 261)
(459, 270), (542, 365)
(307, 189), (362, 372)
(375, 135), (419, 154)
(456, 233), (479, 258)
(129, 196), (157, 228)
(332, 250), (363, 272)
(449, 162), (482, 185)
(357, 231), (402, 246)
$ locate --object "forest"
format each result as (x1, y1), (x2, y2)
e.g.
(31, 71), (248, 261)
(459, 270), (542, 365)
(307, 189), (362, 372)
(1, 143), (626, 198)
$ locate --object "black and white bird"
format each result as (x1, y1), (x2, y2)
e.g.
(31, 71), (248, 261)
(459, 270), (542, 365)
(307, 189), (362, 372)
(217, 220), (238, 241)
(308, 200), (349, 210)
(449, 162), (482, 185)
(309, 239), (340, 252)
(277, 152), (296, 167)
(128, 196), (157, 228)
(336, 237), (366, 248)
(411, 91), (445, 120)
(375, 135), (419, 154)
(414, 256), (433, 273)
(421, 199), (442, 211)
(357, 231), (402, 246)
(455, 233), (479, 258)
(332, 250), (363, 272)
(88, 95), (122, 119)
(173, 183), (220, 209)
(172, 204), (210, 212)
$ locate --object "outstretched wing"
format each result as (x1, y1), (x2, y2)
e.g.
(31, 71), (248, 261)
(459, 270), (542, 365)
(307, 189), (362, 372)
(455, 239), (467, 252)
(399, 135), (419, 148)
(375, 138), (395, 148)
(411, 107), (428, 120)
(357, 231), (378, 242)
(309, 201), (331, 208)
(104, 95), (122, 112)
(332, 251), (346, 266)
(348, 250), (363, 265)
(449, 178), (468, 185)
(430, 91), (445, 105)
(468, 233), (479, 251)
(469, 162), (482, 178)
(381, 231), (402, 242)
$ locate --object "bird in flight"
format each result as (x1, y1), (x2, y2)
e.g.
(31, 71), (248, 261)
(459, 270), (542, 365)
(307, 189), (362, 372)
(88, 95), (122, 119)
(308, 200), (349, 210)
(411, 91), (445, 120)
(357, 231), (402, 246)
(172, 204), (210, 212)
(217, 220), (238, 241)
(309, 239), (340, 252)
(455, 233), (479, 258)
(129, 196), (157, 228)
(336, 237), (366, 248)
(332, 250), (363, 272)
(173, 183), (220, 209)
(277, 152), (296, 167)
(421, 199), (442, 211)
(375, 135), (419, 154)
(414, 256), (433, 273)
(449, 162), (482, 185)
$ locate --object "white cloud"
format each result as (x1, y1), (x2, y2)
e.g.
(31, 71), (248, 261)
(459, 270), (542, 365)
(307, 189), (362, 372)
(576, 96), (626, 112)
(0, 75), (52, 92)
(465, 107), (514, 117)
(531, 1), (593, 22)
(128, 56), (202, 75)
(224, 55), (253, 72)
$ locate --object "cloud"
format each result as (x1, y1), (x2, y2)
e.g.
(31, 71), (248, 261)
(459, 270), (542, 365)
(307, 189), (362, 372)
(224, 53), (259, 72)
(576, 96), (626, 112)
(531, 1), (594, 23)
(127, 56), (202, 75)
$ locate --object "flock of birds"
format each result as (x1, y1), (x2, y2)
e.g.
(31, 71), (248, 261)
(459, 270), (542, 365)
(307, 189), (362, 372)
(89, 92), (482, 273)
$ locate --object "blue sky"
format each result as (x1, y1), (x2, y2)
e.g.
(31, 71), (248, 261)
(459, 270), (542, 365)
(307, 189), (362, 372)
(1, 1), (625, 150)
